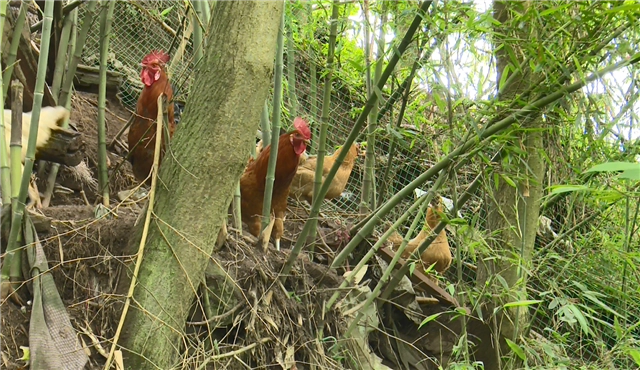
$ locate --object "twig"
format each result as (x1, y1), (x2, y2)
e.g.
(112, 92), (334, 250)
(186, 302), (244, 326)
(103, 95), (165, 370)
(129, 1), (177, 37)
(196, 338), (271, 370)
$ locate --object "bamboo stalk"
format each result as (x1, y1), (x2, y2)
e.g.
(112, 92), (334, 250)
(0, 0), (11, 205)
(260, 11), (285, 234)
(308, 0), (340, 257)
(281, 0), (434, 278)
(308, 2), (318, 154)
(286, 3), (297, 118)
(2, 0), (27, 96)
(10, 81), (23, 207)
(260, 100), (270, 145)
(4, 0), (55, 286)
(192, 1), (204, 63)
(97, 1), (115, 207)
(50, 7), (74, 100)
(360, 0), (373, 214)
(367, 0), (388, 210)
(41, 7), (79, 208)
(0, 81), (22, 299)
(36, 4), (76, 180)
(233, 183), (241, 230)
(7, 81), (24, 287)
(58, 0), (98, 106)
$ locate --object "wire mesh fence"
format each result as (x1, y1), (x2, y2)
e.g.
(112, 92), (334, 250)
(66, 1), (639, 367)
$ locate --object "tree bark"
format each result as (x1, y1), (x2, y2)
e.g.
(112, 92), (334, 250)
(476, 1), (545, 367)
(119, 2), (284, 369)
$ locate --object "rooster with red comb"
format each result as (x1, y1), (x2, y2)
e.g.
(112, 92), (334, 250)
(128, 50), (176, 185)
(241, 117), (312, 251)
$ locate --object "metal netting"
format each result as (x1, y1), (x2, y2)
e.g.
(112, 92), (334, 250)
(77, 1), (193, 110)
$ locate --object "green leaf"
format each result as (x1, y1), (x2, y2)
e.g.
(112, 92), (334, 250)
(548, 184), (591, 195)
(160, 6), (174, 17)
(504, 299), (543, 308)
(567, 304), (593, 337)
(501, 174), (517, 188)
(618, 168), (640, 181)
(585, 161), (639, 174)
(18, 346), (30, 362)
(419, 312), (444, 329)
(629, 349), (640, 366)
(505, 338), (526, 361)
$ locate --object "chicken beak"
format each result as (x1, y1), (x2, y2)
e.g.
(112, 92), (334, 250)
(304, 139), (311, 146)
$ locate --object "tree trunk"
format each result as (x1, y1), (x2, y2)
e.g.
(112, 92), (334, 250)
(476, 1), (545, 367)
(119, 2), (284, 369)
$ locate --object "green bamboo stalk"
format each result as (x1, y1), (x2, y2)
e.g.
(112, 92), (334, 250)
(360, 0), (373, 214)
(50, 8), (74, 100)
(41, 8), (78, 208)
(10, 81), (23, 207)
(307, 0), (340, 256)
(36, 4), (76, 180)
(281, 0), (434, 278)
(260, 100), (271, 145)
(308, 2), (318, 154)
(97, 1), (115, 207)
(261, 11), (285, 233)
(0, 81), (22, 299)
(0, 0), (11, 205)
(2, 0), (27, 96)
(367, 1), (388, 210)
(58, 0), (98, 106)
(192, 1), (204, 63)
(233, 183), (241, 230)
(286, 3), (297, 118)
(4, 0), (55, 280)
(202, 0), (211, 27)
(325, 183), (433, 313)
(7, 81), (24, 286)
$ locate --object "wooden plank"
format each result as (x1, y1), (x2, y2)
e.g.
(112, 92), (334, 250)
(378, 246), (460, 308)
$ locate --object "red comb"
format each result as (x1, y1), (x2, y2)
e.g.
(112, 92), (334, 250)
(293, 117), (311, 139)
(142, 50), (169, 65)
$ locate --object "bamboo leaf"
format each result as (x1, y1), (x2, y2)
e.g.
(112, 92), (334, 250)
(505, 338), (526, 361)
(585, 161), (639, 173)
(504, 299), (543, 308)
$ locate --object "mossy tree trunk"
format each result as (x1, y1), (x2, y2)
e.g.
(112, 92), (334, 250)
(476, 1), (545, 367)
(119, 2), (284, 369)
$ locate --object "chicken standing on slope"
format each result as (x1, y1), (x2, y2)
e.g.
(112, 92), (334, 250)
(241, 117), (312, 251)
(289, 142), (361, 204)
(2, 106), (71, 209)
(388, 197), (452, 276)
(127, 50), (175, 185)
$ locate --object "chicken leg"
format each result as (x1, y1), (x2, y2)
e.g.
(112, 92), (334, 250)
(274, 215), (285, 251)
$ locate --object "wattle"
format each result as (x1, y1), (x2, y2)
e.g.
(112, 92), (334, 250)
(293, 142), (307, 156)
(141, 69), (156, 87)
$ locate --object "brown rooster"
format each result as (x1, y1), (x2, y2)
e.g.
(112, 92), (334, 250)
(241, 117), (312, 251)
(127, 50), (175, 185)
